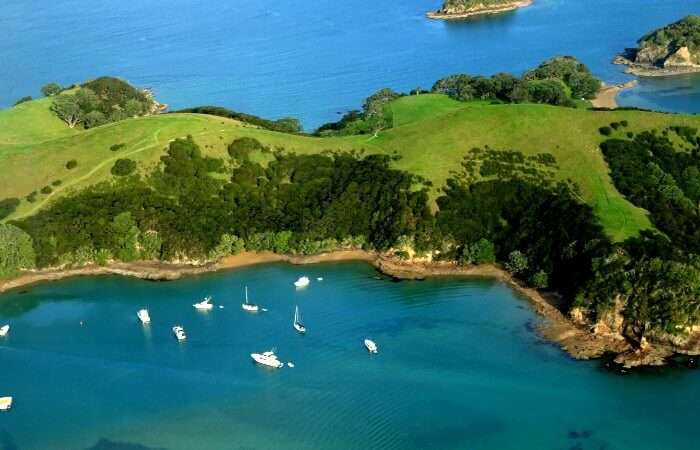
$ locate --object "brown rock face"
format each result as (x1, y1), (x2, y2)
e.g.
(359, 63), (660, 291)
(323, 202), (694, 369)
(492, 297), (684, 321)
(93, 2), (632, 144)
(664, 46), (695, 67)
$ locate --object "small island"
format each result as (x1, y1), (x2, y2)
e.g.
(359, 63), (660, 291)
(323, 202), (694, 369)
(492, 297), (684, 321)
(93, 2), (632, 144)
(615, 15), (700, 76)
(427, 0), (533, 20)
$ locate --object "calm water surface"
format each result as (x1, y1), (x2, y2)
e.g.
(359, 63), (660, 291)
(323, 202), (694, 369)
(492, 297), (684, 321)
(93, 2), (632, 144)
(0, 262), (698, 450)
(2, 0), (699, 128)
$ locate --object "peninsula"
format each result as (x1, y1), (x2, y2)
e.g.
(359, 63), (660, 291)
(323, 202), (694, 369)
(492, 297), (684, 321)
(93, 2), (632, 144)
(427, 0), (533, 20)
(615, 15), (700, 76)
(3, 59), (700, 368)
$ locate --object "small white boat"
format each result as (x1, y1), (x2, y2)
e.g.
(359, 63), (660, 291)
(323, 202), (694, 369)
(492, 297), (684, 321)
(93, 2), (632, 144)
(364, 339), (378, 354)
(293, 305), (306, 334)
(251, 350), (284, 368)
(193, 296), (214, 310)
(0, 397), (12, 411)
(172, 326), (187, 341)
(317, 277), (323, 281)
(241, 286), (259, 312)
(294, 276), (310, 288)
(137, 309), (150, 324)
(0, 325), (9, 337)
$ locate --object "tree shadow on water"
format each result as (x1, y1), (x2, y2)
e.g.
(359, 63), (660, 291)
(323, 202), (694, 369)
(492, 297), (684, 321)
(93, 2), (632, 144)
(85, 439), (167, 450)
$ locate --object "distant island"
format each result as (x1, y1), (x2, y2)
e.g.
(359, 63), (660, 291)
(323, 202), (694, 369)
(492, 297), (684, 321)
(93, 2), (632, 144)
(615, 15), (700, 77)
(427, 0), (533, 20)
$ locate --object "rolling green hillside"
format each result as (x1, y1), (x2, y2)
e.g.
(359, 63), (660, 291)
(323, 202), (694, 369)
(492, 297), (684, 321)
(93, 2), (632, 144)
(2, 94), (700, 241)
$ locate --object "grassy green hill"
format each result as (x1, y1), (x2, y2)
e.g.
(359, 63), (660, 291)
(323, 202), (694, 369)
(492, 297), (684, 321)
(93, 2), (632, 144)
(2, 94), (700, 241)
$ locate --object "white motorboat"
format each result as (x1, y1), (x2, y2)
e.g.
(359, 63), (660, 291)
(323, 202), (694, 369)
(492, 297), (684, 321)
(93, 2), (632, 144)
(364, 339), (378, 354)
(294, 276), (310, 288)
(251, 350), (284, 368)
(0, 397), (12, 411)
(241, 286), (259, 312)
(317, 277), (323, 281)
(172, 326), (187, 341)
(137, 309), (151, 324)
(293, 305), (306, 334)
(0, 325), (9, 337)
(193, 296), (214, 310)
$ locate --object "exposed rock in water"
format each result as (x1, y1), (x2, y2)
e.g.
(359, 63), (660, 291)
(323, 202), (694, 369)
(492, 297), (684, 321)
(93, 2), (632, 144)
(427, 0), (533, 20)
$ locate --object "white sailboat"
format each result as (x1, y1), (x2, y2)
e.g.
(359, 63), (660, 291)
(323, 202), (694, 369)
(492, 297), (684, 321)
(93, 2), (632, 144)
(0, 324), (9, 337)
(364, 339), (378, 354)
(251, 350), (284, 368)
(137, 309), (151, 324)
(241, 286), (259, 312)
(0, 397), (12, 411)
(193, 296), (214, 310)
(294, 276), (310, 288)
(293, 305), (306, 334)
(172, 326), (187, 341)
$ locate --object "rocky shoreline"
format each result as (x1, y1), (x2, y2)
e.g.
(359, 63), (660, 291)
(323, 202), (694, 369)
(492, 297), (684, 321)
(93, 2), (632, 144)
(614, 54), (700, 78)
(426, 0), (532, 20)
(1, 250), (696, 368)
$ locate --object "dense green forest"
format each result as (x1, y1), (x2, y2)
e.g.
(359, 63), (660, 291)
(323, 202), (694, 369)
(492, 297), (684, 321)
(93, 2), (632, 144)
(173, 106), (303, 134)
(639, 15), (700, 52)
(437, 0), (519, 14)
(49, 77), (154, 129)
(319, 56), (599, 136)
(4, 125), (700, 344)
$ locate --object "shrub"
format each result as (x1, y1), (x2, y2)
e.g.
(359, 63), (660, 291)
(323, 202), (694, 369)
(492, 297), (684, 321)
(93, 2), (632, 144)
(620, 120), (629, 127)
(13, 96), (32, 106)
(227, 137), (264, 160)
(41, 83), (62, 97)
(66, 160), (78, 170)
(610, 122), (621, 130)
(530, 270), (549, 289)
(626, 132), (634, 138)
(40, 186), (53, 194)
(51, 179), (62, 186)
(110, 143), (126, 151)
(505, 250), (529, 274)
(0, 198), (20, 220)
(111, 159), (137, 176)
(599, 126), (612, 136)
(26, 192), (37, 203)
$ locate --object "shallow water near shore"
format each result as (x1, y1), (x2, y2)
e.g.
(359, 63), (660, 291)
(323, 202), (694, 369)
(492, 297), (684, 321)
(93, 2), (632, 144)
(2, 0), (699, 127)
(0, 261), (699, 450)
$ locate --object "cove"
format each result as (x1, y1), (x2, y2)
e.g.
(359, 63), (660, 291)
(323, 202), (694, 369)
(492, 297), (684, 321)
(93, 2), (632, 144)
(2, 0), (699, 129)
(0, 261), (699, 450)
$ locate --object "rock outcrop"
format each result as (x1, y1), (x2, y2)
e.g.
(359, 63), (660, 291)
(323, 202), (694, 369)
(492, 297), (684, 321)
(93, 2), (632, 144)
(615, 16), (700, 76)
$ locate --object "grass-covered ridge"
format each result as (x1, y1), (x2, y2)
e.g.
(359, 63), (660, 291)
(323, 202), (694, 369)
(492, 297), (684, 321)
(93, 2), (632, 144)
(3, 92), (700, 241)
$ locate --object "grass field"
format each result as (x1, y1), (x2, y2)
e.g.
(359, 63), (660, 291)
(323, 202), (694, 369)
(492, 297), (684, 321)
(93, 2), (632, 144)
(2, 94), (700, 241)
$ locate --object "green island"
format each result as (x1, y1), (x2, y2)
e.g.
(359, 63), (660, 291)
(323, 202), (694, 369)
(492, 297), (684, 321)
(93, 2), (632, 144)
(427, 0), (533, 20)
(615, 15), (700, 76)
(3, 57), (700, 368)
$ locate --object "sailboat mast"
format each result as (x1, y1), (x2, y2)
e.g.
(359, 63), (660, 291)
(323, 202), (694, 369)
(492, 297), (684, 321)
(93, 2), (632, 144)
(245, 286), (248, 304)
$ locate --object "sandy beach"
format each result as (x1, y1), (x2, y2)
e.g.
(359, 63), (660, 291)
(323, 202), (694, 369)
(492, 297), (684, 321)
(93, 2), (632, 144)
(590, 80), (639, 109)
(0, 249), (652, 365)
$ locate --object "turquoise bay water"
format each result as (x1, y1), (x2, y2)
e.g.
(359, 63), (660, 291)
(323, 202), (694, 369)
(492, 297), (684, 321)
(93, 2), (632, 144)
(0, 262), (699, 450)
(2, 0), (700, 128)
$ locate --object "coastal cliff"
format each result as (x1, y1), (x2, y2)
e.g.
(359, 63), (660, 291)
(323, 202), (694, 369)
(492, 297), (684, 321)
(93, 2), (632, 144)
(615, 16), (700, 76)
(427, 0), (532, 20)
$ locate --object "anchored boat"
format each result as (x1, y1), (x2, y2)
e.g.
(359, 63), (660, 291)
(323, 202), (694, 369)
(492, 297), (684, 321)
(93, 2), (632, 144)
(241, 286), (259, 312)
(172, 326), (187, 341)
(293, 305), (306, 334)
(0, 397), (12, 411)
(294, 276), (310, 288)
(137, 309), (151, 324)
(193, 296), (214, 310)
(251, 350), (284, 368)
(0, 324), (9, 337)
(364, 339), (378, 354)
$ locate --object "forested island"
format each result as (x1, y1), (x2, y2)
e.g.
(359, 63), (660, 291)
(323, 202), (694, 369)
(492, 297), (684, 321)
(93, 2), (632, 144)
(615, 15), (700, 76)
(3, 57), (700, 368)
(427, 0), (533, 20)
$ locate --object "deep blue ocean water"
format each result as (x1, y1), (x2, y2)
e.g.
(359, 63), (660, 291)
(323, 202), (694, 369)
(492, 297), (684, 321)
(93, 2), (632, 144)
(0, 262), (699, 450)
(2, 0), (699, 129)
